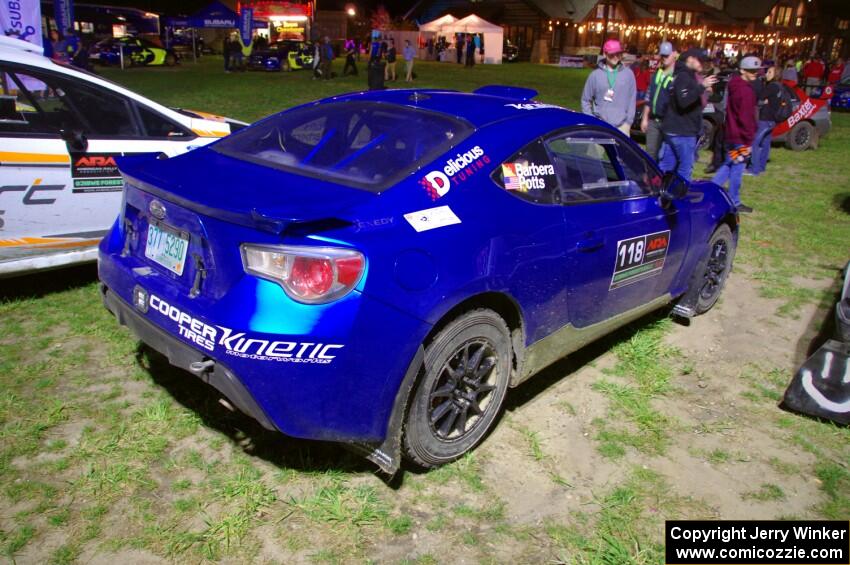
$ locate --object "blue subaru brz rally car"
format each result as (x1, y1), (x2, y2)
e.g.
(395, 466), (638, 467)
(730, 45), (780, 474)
(98, 85), (738, 473)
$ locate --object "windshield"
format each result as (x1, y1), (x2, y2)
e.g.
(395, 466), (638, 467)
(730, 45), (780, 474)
(211, 101), (472, 191)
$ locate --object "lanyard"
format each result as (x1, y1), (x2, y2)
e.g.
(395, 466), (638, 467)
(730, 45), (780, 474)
(605, 66), (619, 89)
(651, 69), (672, 115)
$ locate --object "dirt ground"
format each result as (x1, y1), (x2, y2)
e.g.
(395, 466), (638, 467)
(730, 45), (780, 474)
(2, 261), (845, 565)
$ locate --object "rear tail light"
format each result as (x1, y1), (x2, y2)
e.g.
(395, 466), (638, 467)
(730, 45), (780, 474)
(241, 244), (365, 304)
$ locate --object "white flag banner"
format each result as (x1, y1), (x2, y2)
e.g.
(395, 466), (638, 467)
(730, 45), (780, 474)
(1, 0), (43, 47)
(1, 1), (45, 93)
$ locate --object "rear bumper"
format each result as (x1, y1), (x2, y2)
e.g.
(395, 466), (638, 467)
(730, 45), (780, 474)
(101, 284), (277, 430)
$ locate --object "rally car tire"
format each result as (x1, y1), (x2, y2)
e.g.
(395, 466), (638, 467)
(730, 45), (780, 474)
(403, 309), (512, 468)
(786, 121), (815, 151)
(165, 53), (177, 67)
(694, 225), (735, 315)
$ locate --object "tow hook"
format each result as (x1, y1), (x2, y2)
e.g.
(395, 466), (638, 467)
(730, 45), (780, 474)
(189, 359), (215, 376)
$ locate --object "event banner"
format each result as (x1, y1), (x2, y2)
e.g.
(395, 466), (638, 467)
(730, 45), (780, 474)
(54, 0), (74, 35)
(239, 7), (253, 46)
(666, 520), (849, 564)
(1, 0), (43, 45)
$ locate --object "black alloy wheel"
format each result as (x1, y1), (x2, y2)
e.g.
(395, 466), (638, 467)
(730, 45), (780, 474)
(403, 309), (512, 468)
(427, 339), (498, 441)
(695, 225), (735, 314)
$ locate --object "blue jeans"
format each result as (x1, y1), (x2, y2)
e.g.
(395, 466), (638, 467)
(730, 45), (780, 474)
(659, 135), (697, 181)
(712, 143), (746, 206)
(749, 120), (774, 175)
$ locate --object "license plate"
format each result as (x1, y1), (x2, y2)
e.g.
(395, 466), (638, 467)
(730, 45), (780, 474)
(145, 222), (188, 276)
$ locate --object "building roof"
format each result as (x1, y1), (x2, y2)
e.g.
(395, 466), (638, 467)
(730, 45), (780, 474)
(526, 0), (578, 20)
(723, 0), (778, 20)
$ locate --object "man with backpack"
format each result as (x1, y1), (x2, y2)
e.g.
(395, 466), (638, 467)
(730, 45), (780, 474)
(748, 65), (792, 176)
(640, 41), (676, 160)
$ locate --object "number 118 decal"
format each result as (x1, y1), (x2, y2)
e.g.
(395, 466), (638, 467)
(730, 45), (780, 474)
(610, 230), (670, 290)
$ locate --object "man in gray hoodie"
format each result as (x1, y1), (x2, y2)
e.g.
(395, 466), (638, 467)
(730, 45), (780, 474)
(581, 39), (636, 136)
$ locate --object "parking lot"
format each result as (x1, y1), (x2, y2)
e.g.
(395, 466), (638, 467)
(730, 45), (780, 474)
(1, 58), (848, 564)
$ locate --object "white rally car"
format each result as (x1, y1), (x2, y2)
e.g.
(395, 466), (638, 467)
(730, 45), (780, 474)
(0, 36), (245, 277)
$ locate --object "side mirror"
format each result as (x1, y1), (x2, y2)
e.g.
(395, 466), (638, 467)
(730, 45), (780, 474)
(60, 129), (88, 152)
(659, 171), (688, 207)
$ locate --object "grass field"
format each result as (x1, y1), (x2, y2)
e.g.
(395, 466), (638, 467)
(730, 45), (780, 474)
(0, 57), (848, 564)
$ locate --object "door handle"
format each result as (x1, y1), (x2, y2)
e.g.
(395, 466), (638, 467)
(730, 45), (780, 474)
(576, 236), (604, 252)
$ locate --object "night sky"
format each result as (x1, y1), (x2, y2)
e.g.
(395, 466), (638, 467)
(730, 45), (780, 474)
(80, 0), (420, 17)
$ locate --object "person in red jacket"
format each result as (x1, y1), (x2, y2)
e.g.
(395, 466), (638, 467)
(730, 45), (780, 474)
(802, 56), (825, 93)
(632, 57), (651, 101)
(711, 56), (761, 213)
(828, 59), (845, 84)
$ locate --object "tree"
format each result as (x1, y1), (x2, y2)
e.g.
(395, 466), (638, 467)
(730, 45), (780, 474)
(370, 5), (391, 31)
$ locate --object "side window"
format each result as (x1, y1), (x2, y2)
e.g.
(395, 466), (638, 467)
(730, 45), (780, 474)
(137, 105), (189, 138)
(0, 68), (82, 135)
(492, 138), (560, 204)
(545, 130), (659, 203)
(57, 78), (138, 137)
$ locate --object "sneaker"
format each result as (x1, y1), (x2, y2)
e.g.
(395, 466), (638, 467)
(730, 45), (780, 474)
(704, 165), (718, 174)
(743, 170), (758, 177)
(737, 204), (753, 214)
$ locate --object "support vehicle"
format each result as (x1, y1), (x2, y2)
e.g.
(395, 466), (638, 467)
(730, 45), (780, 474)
(0, 36), (244, 277)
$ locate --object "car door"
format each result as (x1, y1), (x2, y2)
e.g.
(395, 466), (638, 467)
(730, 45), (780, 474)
(489, 137), (572, 345)
(0, 65), (80, 258)
(544, 127), (691, 328)
(0, 63), (200, 266)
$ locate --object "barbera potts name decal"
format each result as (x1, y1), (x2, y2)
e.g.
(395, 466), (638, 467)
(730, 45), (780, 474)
(420, 145), (491, 200)
(502, 162), (556, 192)
(147, 294), (343, 363)
(609, 230), (670, 290)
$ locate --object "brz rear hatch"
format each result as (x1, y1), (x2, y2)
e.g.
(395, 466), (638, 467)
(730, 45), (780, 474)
(117, 149), (375, 298)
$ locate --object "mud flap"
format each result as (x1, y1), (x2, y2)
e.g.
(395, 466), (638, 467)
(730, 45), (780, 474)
(783, 340), (850, 425)
(672, 246), (712, 319)
(345, 345), (425, 475)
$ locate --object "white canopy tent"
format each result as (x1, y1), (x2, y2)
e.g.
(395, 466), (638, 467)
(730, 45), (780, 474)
(418, 14), (458, 33)
(444, 14), (503, 64)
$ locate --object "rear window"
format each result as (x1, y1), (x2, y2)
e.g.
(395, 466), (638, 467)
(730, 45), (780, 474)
(211, 101), (472, 191)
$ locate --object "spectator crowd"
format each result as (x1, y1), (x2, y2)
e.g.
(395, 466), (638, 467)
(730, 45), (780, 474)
(582, 40), (845, 214)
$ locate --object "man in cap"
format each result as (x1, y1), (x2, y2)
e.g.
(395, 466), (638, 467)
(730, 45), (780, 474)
(581, 39), (636, 136)
(659, 47), (717, 181)
(640, 41), (677, 161)
(711, 56), (761, 213)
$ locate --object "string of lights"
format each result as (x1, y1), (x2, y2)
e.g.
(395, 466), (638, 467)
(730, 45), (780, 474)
(545, 19), (818, 46)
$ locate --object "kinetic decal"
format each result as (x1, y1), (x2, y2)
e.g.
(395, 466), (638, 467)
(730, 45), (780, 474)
(71, 153), (125, 193)
(419, 145), (490, 200)
(403, 205), (461, 232)
(501, 161), (556, 192)
(146, 294), (344, 363)
(609, 230), (670, 290)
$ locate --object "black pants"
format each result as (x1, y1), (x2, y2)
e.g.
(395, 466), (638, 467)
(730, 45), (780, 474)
(710, 122), (725, 170)
(223, 52), (230, 71)
(343, 56), (357, 76)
